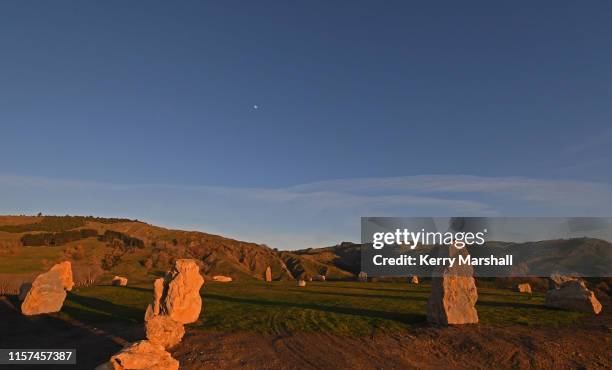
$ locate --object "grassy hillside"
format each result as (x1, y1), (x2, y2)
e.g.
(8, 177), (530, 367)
(0, 215), (351, 294)
(283, 242), (362, 278)
(2, 215), (611, 298)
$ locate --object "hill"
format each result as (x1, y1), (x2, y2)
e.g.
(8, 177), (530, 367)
(279, 242), (361, 280)
(1, 215), (611, 296)
(0, 215), (359, 294)
(0, 216), (291, 287)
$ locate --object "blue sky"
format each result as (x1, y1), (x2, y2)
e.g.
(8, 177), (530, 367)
(1, 1), (611, 249)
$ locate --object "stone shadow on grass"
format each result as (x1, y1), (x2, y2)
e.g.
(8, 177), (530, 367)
(476, 300), (545, 310)
(122, 286), (153, 294)
(288, 289), (429, 302)
(335, 285), (425, 294)
(65, 292), (144, 324)
(0, 296), (122, 370)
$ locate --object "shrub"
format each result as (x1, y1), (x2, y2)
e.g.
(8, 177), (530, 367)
(21, 229), (99, 247)
(73, 261), (104, 287)
(98, 230), (144, 249)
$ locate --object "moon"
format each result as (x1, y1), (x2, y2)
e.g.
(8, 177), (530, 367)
(253, 105), (259, 110)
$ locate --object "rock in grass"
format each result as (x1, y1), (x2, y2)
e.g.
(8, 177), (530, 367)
(145, 259), (204, 324)
(549, 274), (578, 289)
(21, 261), (73, 316)
(545, 280), (602, 314)
(516, 283), (532, 294)
(358, 271), (368, 282)
(112, 276), (128, 287)
(95, 340), (179, 370)
(145, 315), (185, 349)
(212, 275), (233, 283)
(427, 246), (478, 325)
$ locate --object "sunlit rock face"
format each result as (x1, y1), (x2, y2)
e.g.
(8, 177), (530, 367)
(427, 246), (479, 325)
(265, 266), (272, 282)
(545, 279), (602, 315)
(145, 315), (185, 349)
(95, 340), (179, 370)
(517, 283), (532, 294)
(21, 261), (73, 316)
(145, 259), (204, 324)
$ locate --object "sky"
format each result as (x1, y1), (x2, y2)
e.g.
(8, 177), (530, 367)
(1, 1), (611, 249)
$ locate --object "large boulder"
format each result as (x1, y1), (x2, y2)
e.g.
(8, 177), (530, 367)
(145, 315), (185, 349)
(427, 246), (478, 325)
(265, 266), (272, 282)
(21, 261), (73, 316)
(145, 259), (204, 324)
(95, 340), (179, 370)
(545, 280), (602, 314)
(549, 274), (577, 289)
(112, 276), (128, 287)
(516, 283), (532, 294)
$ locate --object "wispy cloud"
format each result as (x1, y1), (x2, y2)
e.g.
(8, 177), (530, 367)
(288, 175), (612, 207)
(1, 173), (611, 249)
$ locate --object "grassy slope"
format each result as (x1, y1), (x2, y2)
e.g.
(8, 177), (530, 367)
(61, 281), (583, 336)
(0, 216), (299, 282)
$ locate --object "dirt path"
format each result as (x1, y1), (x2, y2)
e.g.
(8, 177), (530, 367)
(173, 313), (612, 369)
(2, 296), (611, 369)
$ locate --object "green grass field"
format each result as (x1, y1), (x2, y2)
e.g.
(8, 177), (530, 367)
(0, 247), (64, 274)
(61, 281), (584, 336)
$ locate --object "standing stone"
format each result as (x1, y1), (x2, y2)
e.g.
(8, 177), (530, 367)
(95, 340), (179, 370)
(410, 276), (419, 284)
(265, 266), (272, 282)
(516, 283), (532, 294)
(427, 246), (478, 325)
(112, 276), (128, 286)
(145, 259), (204, 324)
(545, 280), (602, 314)
(145, 315), (185, 349)
(21, 261), (73, 316)
(297, 279), (306, 287)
